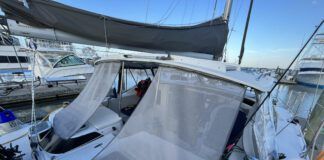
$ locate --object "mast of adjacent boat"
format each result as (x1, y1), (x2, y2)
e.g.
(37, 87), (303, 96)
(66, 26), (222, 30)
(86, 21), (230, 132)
(238, 0), (254, 65)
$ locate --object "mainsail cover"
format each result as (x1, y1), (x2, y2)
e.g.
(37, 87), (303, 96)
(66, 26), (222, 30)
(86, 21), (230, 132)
(53, 62), (120, 139)
(0, 0), (228, 57)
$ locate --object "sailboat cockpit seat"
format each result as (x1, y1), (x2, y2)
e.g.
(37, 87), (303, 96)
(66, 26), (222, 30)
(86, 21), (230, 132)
(86, 106), (123, 135)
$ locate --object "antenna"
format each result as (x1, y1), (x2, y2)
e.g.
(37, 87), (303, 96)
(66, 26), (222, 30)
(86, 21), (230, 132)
(238, 0), (254, 65)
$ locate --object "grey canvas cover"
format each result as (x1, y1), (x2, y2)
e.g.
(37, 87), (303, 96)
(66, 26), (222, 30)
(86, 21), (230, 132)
(96, 67), (245, 160)
(53, 62), (120, 139)
(0, 0), (228, 58)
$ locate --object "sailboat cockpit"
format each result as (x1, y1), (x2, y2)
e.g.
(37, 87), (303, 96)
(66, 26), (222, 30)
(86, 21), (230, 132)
(31, 53), (264, 160)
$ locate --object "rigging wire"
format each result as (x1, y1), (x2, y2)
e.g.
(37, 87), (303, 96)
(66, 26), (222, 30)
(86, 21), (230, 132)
(155, 0), (177, 24)
(205, 0), (212, 21)
(189, 0), (198, 24)
(156, 0), (181, 25)
(145, 0), (150, 23)
(102, 16), (110, 54)
(211, 0), (218, 19)
(181, 0), (188, 25)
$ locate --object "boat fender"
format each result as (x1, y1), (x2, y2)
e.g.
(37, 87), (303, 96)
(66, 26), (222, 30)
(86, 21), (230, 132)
(0, 109), (17, 124)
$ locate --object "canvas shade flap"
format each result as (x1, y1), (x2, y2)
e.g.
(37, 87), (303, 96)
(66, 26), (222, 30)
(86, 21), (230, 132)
(53, 62), (121, 139)
(0, 0), (228, 58)
(96, 67), (245, 160)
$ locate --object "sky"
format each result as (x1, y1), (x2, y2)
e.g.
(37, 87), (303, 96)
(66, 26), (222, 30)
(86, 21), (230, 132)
(38, 0), (324, 68)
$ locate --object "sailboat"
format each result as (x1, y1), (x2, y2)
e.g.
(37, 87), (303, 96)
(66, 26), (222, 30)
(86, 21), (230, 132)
(0, 0), (315, 159)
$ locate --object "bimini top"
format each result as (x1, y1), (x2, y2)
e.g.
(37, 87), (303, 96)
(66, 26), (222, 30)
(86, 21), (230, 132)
(98, 53), (275, 92)
(0, 0), (228, 58)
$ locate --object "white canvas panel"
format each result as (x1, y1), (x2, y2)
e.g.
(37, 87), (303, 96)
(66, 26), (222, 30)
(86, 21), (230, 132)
(53, 62), (120, 139)
(96, 67), (245, 160)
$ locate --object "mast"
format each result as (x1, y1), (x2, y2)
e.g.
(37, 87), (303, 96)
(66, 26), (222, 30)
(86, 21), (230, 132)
(238, 0), (254, 65)
(214, 0), (233, 60)
(223, 0), (233, 21)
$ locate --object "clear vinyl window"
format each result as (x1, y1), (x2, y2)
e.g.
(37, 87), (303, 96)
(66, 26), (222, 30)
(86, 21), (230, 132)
(54, 55), (85, 68)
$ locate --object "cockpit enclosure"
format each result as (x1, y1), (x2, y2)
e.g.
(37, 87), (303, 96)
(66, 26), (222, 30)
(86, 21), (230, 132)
(40, 59), (261, 159)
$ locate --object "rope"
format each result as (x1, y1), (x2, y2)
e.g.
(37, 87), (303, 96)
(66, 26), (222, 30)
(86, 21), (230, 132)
(102, 16), (110, 54)
(30, 51), (37, 128)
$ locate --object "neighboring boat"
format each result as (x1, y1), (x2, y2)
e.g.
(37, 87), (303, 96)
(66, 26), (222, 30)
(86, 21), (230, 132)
(28, 49), (94, 82)
(296, 56), (324, 89)
(0, 46), (30, 72)
(0, 106), (30, 155)
(0, 46), (30, 82)
(296, 33), (324, 89)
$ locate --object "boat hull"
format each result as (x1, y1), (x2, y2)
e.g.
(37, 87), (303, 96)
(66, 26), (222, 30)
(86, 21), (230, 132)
(296, 73), (324, 89)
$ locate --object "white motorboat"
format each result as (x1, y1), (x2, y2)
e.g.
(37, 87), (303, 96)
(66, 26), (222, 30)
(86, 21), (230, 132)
(29, 50), (94, 82)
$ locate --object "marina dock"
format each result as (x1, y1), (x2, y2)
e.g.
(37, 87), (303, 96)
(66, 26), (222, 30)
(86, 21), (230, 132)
(0, 82), (85, 106)
(278, 79), (297, 85)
